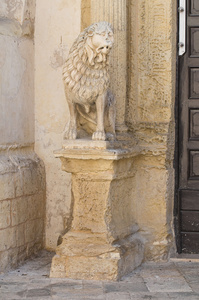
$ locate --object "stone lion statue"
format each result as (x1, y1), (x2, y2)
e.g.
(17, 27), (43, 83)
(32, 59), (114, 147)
(63, 21), (116, 141)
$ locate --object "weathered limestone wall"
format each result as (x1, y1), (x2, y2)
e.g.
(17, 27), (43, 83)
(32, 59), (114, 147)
(0, 0), (45, 271)
(34, 0), (81, 250)
(0, 149), (45, 271)
(127, 0), (177, 260)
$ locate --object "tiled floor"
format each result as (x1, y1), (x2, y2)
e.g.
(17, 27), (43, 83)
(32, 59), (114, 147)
(1, 251), (199, 299)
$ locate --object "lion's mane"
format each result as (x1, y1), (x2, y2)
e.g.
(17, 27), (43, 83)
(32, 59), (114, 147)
(63, 22), (112, 103)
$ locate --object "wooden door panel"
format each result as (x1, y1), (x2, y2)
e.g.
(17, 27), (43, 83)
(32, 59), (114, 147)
(181, 232), (199, 253)
(190, 27), (199, 57)
(178, 0), (199, 253)
(190, 150), (199, 177)
(181, 211), (199, 231)
(190, 68), (199, 98)
(180, 189), (199, 209)
(190, 109), (199, 139)
(190, 0), (199, 15)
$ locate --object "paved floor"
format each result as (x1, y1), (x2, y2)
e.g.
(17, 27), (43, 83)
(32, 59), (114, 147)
(1, 251), (199, 299)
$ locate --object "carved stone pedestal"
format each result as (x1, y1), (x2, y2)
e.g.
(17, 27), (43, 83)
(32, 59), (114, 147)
(50, 140), (144, 281)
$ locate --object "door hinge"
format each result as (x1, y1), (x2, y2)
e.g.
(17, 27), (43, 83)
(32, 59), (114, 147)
(178, 0), (186, 56)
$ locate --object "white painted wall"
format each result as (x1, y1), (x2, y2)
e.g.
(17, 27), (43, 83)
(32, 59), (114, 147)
(34, 0), (81, 249)
(0, 36), (34, 146)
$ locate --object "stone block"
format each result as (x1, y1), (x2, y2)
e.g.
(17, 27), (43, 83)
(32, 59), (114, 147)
(0, 200), (11, 229)
(25, 219), (44, 244)
(23, 167), (40, 196)
(0, 173), (15, 201)
(11, 197), (28, 226)
(109, 177), (136, 239)
(22, 159), (45, 196)
(25, 220), (36, 244)
(127, 0), (175, 124)
(136, 166), (168, 227)
(14, 170), (24, 197)
(16, 223), (25, 247)
(51, 231), (144, 281)
(0, 227), (17, 252)
(134, 160), (172, 260)
(27, 193), (45, 220)
(59, 255), (119, 281)
(72, 179), (110, 233)
(50, 255), (67, 278)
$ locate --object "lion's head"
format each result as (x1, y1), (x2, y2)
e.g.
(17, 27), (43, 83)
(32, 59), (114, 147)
(63, 22), (114, 101)
(83, 21), (114, 65)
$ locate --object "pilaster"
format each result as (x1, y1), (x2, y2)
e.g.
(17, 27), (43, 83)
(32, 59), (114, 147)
(90, 0), (128, 132)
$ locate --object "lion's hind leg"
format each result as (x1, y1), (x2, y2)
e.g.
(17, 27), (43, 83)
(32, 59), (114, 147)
(105, 90), (116, 141)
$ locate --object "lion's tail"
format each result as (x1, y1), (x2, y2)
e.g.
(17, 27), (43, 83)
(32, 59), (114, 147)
(76, 104), (97, 125)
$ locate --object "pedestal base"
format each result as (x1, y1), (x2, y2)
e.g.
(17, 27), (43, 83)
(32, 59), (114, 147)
(50, 142), (144, 281)
(50, 231), (144, 281)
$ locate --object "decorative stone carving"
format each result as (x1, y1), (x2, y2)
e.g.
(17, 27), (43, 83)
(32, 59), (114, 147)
(63, 21), (116, 141)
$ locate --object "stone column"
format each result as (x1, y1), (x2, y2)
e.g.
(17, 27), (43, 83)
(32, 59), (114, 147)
(50, 142), (144, 281)
(90, 0), (128, 132)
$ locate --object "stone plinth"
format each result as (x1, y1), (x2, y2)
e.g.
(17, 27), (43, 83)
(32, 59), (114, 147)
(50, 140), (144, 281)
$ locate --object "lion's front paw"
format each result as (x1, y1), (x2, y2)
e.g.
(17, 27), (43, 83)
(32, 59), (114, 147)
(64, 128), (77, 140)
(92, 130), (106, 141)
(106, 132), (116, 141)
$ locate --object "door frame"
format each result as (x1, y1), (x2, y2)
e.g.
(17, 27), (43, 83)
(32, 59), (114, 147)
(174, 0), (199, 254)
(174, 0), (182, 254)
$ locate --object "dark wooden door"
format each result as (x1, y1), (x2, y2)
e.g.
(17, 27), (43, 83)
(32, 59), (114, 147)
(178, 0), (199, 253)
